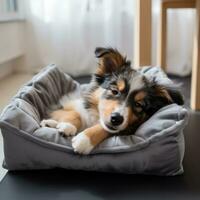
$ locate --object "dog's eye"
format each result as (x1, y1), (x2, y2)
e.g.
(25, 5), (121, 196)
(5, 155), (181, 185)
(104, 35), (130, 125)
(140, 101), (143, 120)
(111, 89), (119, 96)
(135, 102), (142, 107)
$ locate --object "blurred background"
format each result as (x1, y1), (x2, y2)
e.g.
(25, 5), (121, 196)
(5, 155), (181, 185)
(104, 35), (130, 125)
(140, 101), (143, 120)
(0, 0), (195, 77)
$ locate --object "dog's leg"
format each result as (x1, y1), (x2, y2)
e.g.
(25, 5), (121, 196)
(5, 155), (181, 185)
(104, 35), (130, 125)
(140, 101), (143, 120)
(72, 124), (109, 154)
(53, 109), (82, 136)
(41, 109), (82, 137)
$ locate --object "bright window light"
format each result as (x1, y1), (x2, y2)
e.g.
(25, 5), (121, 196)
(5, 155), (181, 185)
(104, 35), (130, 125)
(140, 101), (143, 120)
(0, 0), (23, 22)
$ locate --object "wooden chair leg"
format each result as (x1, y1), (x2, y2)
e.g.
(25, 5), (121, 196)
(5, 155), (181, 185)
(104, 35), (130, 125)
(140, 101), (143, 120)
(157, 3), (167, 71)
(134, 0), (152, 68)
(191, 0), (200, 110)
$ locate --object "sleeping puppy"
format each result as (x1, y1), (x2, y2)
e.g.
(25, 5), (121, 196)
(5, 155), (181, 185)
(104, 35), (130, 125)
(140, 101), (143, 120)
(41, 47), (184, 154)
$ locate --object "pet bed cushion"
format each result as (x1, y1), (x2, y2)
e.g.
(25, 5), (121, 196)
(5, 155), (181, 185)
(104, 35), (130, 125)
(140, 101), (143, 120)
(0, 64), (188, 175)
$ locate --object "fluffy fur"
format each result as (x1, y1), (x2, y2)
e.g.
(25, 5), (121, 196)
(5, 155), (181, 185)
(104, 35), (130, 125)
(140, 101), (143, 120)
(41, 47), (184, 154)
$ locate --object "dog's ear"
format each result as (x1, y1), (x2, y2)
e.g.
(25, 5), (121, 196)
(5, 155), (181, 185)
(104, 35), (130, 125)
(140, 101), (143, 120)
(143, 84), (184, 116)
(95, 47), (111, 58)
(95, 47), (130, 76)
(153, 85), (184, 105)
(165, 88), (184, 105)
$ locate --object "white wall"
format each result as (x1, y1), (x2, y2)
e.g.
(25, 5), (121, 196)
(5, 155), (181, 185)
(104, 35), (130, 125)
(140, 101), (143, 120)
(0, 21), (25, 78)
(0, 60), (13, 79)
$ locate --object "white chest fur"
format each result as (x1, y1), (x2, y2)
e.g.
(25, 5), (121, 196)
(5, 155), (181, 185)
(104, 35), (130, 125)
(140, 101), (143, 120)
(60, 94), (99, 131)
(73, 99), (99, 130)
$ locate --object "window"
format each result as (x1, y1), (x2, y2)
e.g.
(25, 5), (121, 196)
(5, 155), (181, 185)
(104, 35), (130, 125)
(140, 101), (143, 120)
(0, 0), (24, 22)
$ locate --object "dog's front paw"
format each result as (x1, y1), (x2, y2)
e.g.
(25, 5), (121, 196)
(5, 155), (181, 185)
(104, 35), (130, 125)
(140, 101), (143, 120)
(72, 132), (94, 155)
(56, 122), (77, 136)
(40, 119), (58, 128)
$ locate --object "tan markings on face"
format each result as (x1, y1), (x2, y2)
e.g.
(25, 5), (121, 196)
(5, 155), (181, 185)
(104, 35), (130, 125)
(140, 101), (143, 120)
(134, 91), (146, 102)
(117, 79), (125, 92)
(155, 86), (172, 102)
(101, 99), (119, 118)
(84, 124), (109, 146)
(127, 107), (139, 125)
(134, 91), (147, 112)
(50, 109), (82, 131)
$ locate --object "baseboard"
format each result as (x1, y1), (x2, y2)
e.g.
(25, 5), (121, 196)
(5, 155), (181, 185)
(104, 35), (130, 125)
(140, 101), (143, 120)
(0, 62), (14, 80)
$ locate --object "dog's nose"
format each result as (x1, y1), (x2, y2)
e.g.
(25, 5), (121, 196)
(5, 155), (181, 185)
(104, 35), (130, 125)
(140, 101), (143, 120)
(110, 113), (124, 126)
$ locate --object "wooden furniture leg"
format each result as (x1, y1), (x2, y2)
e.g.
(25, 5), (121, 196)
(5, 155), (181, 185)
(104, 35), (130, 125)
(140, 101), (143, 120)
(157, 2), (167, 70)
(157, 0), (195, 71)
(134, 0), (152, 68)
(191, 0), (200, 110)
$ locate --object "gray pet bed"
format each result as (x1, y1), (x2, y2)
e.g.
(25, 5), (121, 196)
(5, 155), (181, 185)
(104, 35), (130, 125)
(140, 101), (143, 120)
(0, 64), (188, 175)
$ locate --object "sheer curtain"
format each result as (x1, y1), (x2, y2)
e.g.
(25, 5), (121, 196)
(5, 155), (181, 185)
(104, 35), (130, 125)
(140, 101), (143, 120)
(152, 0), (195, 76)
(24, 0), (134, 76)
(24, 0), (194, 76)
(166, 9), (195, 76)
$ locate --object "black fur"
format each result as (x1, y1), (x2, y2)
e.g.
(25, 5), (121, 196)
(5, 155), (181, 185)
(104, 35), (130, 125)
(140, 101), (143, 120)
(84, 47), (184, 134)
(166, 88), (184, 105)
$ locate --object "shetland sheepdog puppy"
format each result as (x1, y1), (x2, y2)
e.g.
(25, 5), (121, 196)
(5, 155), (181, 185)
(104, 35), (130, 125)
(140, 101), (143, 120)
(41, 47), (184, 154)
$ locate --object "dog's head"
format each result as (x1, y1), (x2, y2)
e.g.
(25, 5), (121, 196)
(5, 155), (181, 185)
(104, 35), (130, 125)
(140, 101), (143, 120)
(92, 47), (184, 133)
